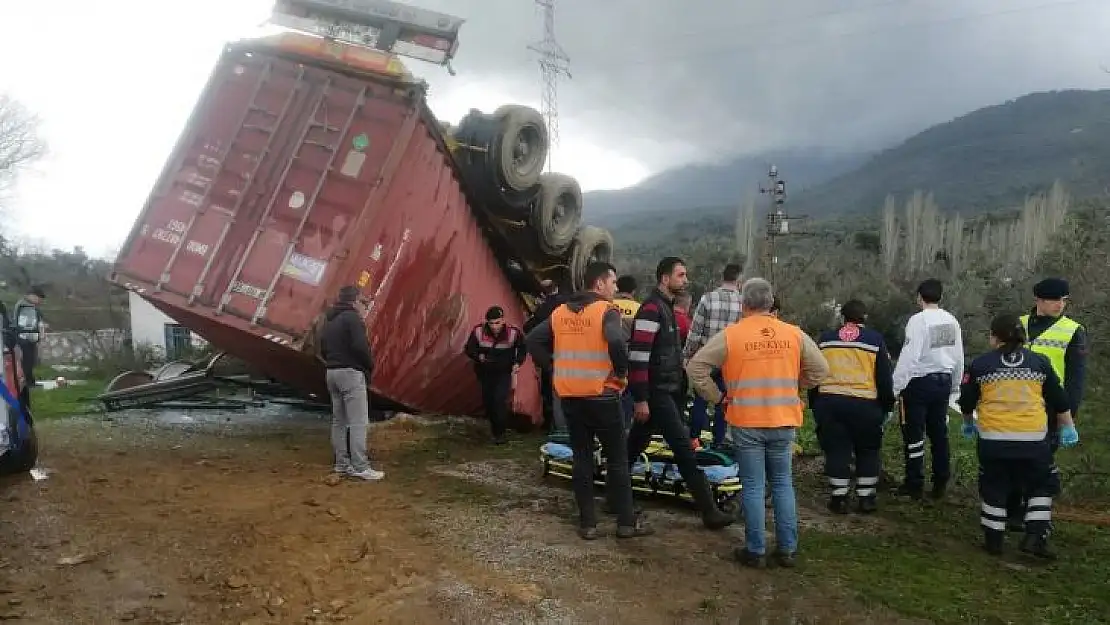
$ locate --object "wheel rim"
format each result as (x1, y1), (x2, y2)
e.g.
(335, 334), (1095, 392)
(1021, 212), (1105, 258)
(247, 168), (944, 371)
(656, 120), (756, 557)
(512, 125), (541, 176)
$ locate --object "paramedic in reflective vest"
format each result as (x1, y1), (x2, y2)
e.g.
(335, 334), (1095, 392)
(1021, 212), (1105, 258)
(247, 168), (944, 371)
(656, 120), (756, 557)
(892, 278), (964, 501)
(464, 306), (527, 445)
(1006, 277), (1088, 530)
(524, 261), (651, 540)
(613, 275), (640, 339)
(629, 257), (734, 532)
(958, 314), (1078, 559)
(687, 278), (830, 568)
(613, 275), (640, 429)
(810, 300), (895, 515)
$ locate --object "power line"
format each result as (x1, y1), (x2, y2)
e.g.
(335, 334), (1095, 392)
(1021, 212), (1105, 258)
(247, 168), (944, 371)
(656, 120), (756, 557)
(528, 0), (571, 172)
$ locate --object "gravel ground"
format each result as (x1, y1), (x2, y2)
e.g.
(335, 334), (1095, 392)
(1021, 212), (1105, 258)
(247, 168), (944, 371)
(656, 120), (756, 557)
(0, 410), (924, 624)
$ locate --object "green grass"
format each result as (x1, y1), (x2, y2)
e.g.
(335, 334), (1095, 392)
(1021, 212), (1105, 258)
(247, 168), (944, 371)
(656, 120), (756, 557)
(29, 379), (105, 420)
(794, 400), (1110, 624)
(405, 405), (1110, 623)
(803, 520), (1110, 624)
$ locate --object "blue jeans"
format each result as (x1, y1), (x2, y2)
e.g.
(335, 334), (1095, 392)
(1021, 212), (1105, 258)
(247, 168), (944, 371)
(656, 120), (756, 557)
(731, 426), (798, 555)
(690, 371), (727, 445)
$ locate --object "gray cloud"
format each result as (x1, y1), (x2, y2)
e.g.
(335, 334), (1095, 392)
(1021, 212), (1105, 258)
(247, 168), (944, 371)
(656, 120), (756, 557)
(414, 0), (1110, 171)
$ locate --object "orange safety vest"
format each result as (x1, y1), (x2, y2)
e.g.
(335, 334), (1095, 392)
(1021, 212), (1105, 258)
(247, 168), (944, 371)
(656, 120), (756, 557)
(721, 314), (804, 428)
(551, 300), (627, 397)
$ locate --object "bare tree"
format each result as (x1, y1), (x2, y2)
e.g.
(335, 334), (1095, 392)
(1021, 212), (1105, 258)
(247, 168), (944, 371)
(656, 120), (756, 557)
(881, 195), (899, 275)
(734, 197), (759, 275)
(0, 93), (46, 210)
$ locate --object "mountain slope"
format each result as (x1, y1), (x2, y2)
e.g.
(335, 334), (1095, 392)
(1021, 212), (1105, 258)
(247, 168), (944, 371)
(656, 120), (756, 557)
(792, 89), (1110, 217)
(583, 149), (870, 228)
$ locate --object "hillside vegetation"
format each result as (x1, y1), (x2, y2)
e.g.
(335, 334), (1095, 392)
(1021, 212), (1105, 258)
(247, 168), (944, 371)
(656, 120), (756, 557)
(597, 89), (1110, 231)
(583, 149), (869, 226)
(0, 239), (123, 331)
(788, 89), (1110, 217)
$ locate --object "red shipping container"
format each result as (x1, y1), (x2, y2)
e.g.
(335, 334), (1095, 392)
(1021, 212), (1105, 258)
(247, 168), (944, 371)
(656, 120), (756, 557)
(111, 33), (541, 423)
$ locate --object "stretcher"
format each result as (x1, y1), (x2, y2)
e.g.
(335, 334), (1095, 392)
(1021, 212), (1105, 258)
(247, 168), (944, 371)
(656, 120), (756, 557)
(540, 432), (742, 513)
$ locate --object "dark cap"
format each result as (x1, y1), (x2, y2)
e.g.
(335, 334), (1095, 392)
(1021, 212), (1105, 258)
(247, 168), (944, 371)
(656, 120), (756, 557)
(485, 305), (504, 321)
(1033, 278), (1069, 299)
(337, 285), (361, 304)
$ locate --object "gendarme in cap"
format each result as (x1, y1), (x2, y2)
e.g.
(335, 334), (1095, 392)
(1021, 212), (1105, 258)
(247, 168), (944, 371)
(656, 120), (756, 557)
(1033, 278), (1069, 300)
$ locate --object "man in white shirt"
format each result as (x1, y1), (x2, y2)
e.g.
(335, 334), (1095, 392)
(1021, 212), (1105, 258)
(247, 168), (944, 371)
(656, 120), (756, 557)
(892, 279), (964, 501)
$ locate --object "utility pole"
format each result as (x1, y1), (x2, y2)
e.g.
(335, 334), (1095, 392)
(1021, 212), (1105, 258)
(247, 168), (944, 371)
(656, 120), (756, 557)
(758, 165), (810, 286)
(528, 0), (570, 172)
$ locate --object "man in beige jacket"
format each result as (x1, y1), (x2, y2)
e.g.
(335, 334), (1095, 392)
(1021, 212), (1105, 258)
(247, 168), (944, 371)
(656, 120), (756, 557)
(686, 278), (828, 568)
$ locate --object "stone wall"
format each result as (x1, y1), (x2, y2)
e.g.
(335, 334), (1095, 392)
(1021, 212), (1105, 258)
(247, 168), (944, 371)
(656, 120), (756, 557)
(37, 329), (125, 365)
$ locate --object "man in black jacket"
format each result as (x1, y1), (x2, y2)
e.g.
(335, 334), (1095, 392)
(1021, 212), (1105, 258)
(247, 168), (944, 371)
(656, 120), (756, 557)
(465, 305), (527, 444)
(525, 281), (568, 432)
(628, 257), (733, 531)
(320, 286), (384, 481)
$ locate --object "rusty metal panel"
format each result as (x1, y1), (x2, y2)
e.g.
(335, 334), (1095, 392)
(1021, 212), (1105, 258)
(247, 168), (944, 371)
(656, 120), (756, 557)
(112, 42), (540, 422)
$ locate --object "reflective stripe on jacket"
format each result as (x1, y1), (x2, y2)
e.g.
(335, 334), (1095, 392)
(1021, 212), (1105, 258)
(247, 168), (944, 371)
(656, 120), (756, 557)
(473, 325), (519, 350)
(551, 300), (626, 397)
(816, 324), (882, 400)
(721, 314), (804, 428)
(1020, 314), (1079, 384)
(973, 348), (1049, 442)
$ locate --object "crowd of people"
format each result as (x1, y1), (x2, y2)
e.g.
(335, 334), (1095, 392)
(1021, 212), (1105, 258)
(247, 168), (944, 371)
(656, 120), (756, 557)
(520, 260), (1085, 565)
(317, 257), (1087, 566)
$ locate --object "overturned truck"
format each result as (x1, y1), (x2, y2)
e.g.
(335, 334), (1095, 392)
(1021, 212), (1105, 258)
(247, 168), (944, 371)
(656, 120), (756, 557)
(109, 25), (613, 423)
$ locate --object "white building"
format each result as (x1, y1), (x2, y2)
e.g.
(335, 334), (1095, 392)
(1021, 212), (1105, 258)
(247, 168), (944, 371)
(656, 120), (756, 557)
(127, 291), (206, 360)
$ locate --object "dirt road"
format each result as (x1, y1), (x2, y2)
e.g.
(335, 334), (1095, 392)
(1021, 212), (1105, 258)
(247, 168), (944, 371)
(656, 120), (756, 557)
(0, 410), (922, 624)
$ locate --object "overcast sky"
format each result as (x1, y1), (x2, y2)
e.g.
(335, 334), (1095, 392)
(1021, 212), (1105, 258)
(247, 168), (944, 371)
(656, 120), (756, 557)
(1, 0), (1108, 255)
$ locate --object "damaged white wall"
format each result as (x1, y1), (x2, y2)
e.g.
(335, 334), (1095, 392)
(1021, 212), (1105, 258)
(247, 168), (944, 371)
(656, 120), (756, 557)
(128, 291), (206, 357)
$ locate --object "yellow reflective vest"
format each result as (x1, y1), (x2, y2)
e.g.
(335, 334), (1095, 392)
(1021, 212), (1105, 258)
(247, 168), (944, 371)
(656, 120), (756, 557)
(971, 348), (1050, 442)
(1020, 315), (1079, 384)
(613, 297), (640, 322)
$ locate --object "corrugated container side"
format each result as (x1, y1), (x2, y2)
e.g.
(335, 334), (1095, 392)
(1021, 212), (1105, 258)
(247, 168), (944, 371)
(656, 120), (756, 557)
(113, 39), (540, 421)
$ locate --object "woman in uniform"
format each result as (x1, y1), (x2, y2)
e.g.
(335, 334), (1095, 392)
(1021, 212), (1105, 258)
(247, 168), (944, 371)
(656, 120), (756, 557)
(957, 314), (1079, 560)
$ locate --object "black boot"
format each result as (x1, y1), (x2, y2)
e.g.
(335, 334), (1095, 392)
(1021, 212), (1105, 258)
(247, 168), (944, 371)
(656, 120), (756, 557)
(857, 496), (878, 514)
(688, 473), (733, 530)
(1019, 533), (1056, 561)
(983, 529), (1004, 556)
(827, 496), (850, 515)
(616, 519), (654, 539)
(734, 547), (766, 569)
(896, 484), (923, 501)
(930, 482), (947, 501)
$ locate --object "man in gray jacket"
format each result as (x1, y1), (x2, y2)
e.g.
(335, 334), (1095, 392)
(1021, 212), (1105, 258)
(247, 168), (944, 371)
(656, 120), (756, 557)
(320, 286), (384, 481)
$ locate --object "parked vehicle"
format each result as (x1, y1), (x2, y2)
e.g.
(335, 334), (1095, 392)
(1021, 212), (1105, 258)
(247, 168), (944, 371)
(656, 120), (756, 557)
(0, 305), (38, 476)
(109, 28), (612, 423)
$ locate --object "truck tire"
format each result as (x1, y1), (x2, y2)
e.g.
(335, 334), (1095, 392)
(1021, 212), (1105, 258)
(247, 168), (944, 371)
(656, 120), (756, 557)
(493, 105), (548, 193)
(569, 226), (615, 290)
(452, 110), (538, 214)
(531, 173), (583, 256)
